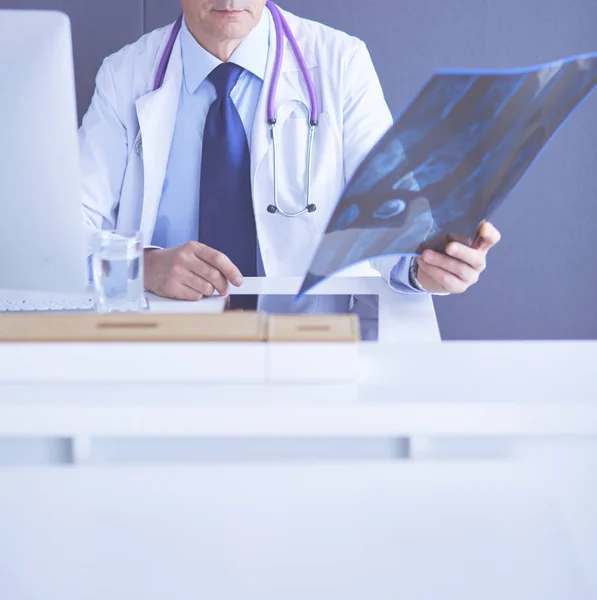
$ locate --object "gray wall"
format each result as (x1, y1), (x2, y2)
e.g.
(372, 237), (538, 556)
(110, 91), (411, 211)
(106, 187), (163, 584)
(3, 0), (596, 340)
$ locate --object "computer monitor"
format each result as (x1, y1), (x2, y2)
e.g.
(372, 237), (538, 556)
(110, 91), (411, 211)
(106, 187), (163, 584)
(0, 10), (87, 292)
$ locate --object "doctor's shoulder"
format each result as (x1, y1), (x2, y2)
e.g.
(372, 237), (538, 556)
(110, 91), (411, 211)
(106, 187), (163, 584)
(91, 24), (173, 122)
(282, 9), (369, 77)
(281, 8), (380, 123)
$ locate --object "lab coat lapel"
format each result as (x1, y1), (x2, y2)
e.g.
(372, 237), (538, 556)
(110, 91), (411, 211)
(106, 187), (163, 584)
(135, 36), (182, 242)
(251, 9), (318, 186)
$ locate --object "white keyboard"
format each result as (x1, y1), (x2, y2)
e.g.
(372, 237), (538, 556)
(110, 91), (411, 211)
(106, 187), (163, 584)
(0, 291), (95, 313)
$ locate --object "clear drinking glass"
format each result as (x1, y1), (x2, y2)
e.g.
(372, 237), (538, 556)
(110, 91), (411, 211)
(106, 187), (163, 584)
(92, 231), (145, 313)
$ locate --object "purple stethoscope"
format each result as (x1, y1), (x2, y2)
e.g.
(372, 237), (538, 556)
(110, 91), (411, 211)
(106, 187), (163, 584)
(153, 1), (319, 217)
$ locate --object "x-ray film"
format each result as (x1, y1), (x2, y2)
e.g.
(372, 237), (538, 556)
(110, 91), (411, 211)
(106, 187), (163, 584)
(299, 54), (597, 296)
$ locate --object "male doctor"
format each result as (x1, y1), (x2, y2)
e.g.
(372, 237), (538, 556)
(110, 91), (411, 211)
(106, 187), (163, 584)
(79, 0), (501, 301)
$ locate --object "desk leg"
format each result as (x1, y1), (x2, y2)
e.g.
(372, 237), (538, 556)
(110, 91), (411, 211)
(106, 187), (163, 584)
(71, 437), (92, 465)
(408, 437), (433, 460)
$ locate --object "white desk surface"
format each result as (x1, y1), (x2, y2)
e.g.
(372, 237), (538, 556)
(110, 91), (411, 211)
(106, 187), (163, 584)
(1, 277), (596, 438)
(0, 342), (595, 437)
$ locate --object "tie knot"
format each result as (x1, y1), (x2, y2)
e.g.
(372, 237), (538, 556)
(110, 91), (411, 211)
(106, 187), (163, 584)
(209, 62), (244, 98)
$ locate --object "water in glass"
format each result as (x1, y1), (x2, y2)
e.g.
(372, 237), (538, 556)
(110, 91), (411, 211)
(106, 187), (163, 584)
(92, 232), (144, 313)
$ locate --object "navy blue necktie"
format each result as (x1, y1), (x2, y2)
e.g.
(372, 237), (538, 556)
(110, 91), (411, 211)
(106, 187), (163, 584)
(199, 63), (257, 280)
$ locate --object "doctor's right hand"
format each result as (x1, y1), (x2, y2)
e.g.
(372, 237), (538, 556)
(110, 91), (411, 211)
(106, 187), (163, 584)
(144, 242), (244, 301)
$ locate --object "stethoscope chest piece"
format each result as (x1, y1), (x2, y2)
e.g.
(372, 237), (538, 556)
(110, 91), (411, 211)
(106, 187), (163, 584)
(267, 203), (317, 215)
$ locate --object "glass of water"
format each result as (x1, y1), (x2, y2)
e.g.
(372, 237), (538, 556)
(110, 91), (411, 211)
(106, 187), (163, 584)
(92, 231), (145, 313)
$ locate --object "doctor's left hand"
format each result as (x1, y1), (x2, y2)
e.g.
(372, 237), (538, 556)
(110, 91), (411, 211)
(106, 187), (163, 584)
(414, 221), (501, 294)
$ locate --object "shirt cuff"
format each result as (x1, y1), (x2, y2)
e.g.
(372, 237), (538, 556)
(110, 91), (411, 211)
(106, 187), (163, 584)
(389, 256), (426, 294)
(391, 256), (452, 297)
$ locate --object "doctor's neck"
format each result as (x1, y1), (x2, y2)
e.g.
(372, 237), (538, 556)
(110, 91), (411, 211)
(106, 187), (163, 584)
(182, 3), (265, 62)
(186, 22), (244, 61)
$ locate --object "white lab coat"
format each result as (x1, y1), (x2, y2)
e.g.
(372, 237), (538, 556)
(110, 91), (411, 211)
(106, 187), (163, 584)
(78, 6), (400, 283)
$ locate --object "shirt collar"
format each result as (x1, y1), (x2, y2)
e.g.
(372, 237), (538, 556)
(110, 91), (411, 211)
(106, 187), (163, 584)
(181, 8), (270, 95)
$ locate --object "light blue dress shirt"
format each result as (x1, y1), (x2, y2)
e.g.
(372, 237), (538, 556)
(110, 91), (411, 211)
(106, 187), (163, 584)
(152, 14), (269, 264)
(152, 14), (418, 292)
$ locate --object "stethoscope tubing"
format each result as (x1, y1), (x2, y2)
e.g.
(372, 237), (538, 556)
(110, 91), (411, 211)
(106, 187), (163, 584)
(153, 1), (319, 217)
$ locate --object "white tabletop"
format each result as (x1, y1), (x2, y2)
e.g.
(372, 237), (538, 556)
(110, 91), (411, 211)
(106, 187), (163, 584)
(0, 340), (595, 437)
(1, 277), (596, 439)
